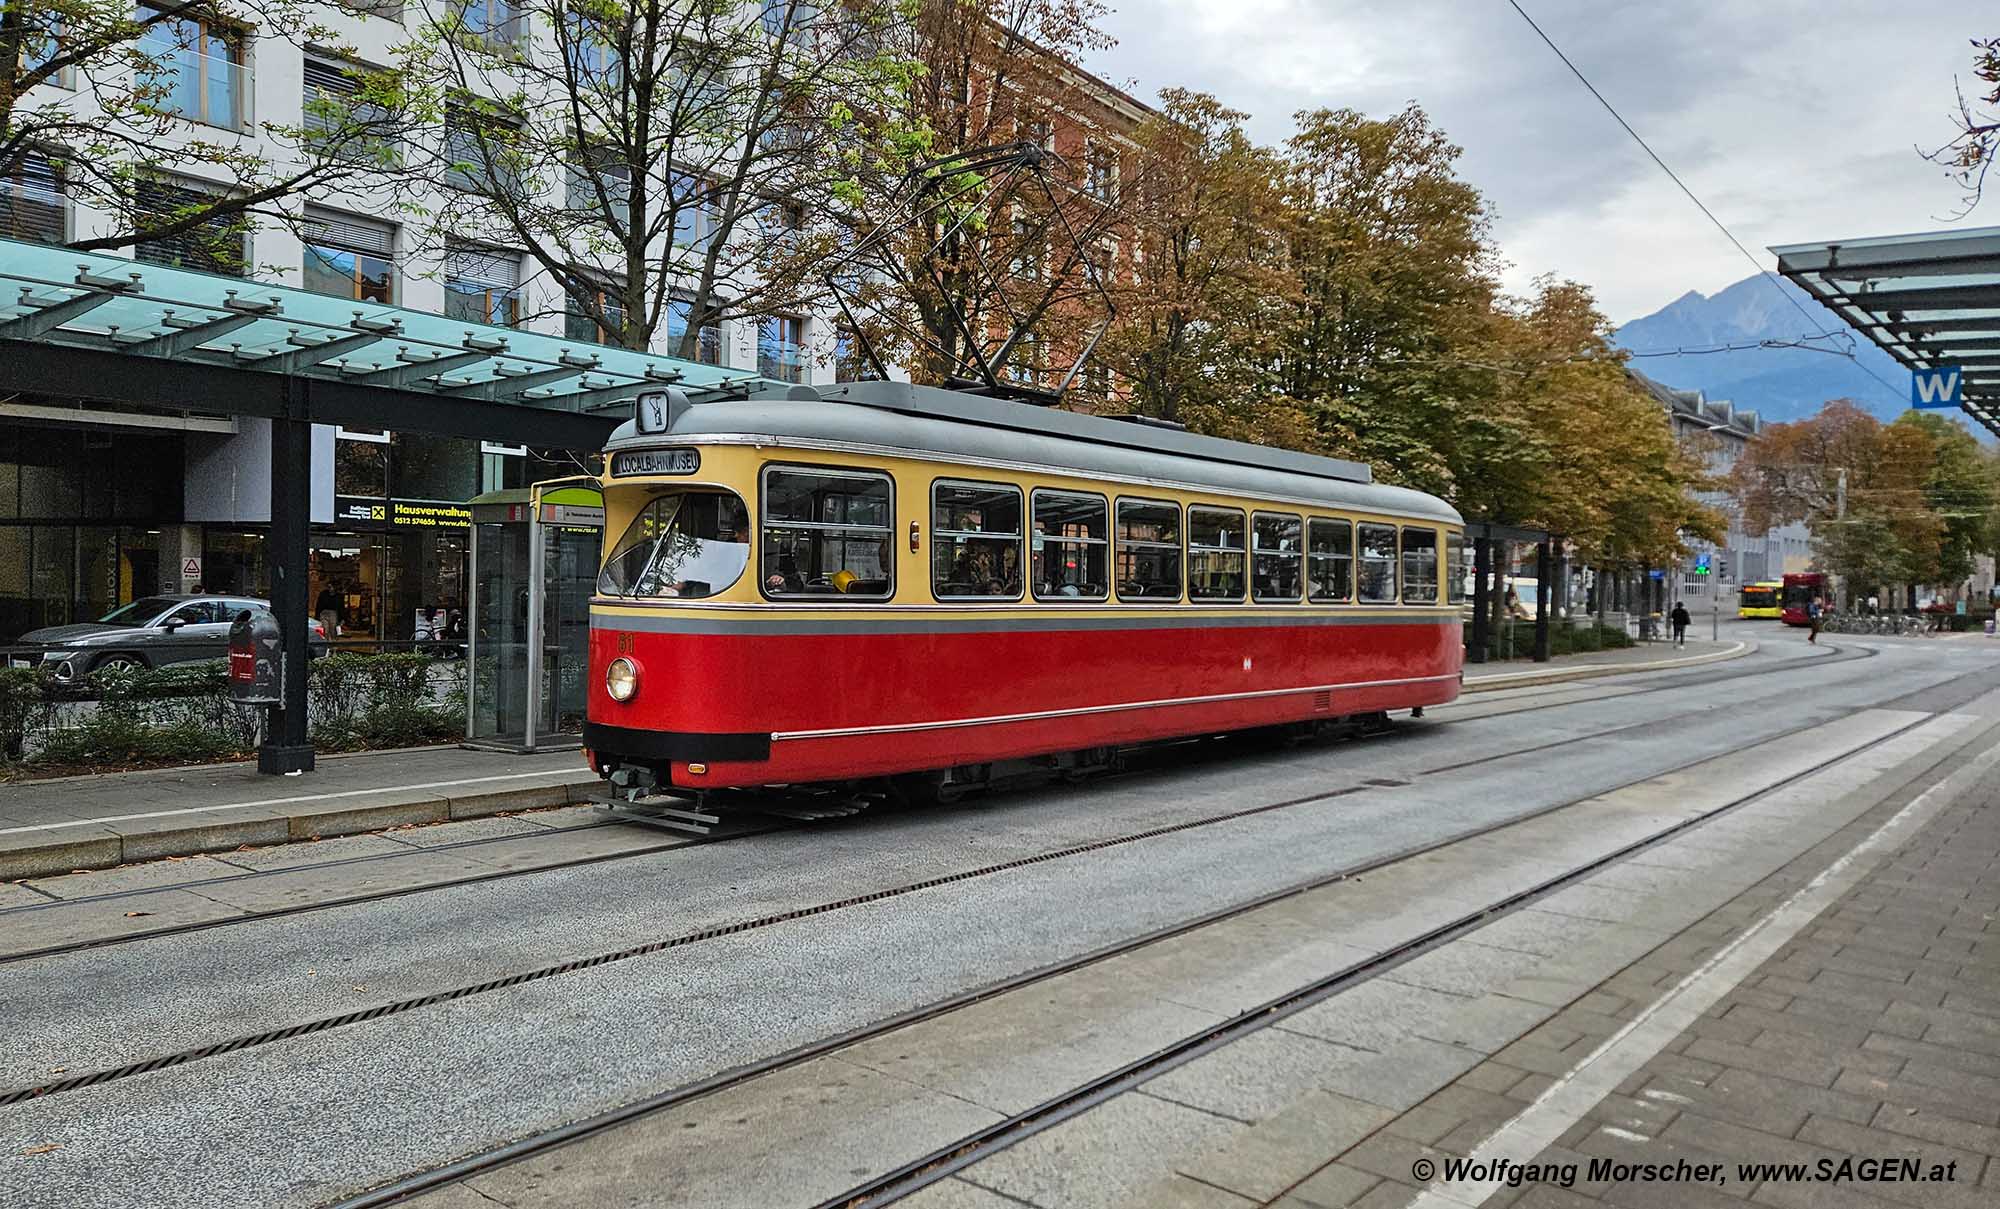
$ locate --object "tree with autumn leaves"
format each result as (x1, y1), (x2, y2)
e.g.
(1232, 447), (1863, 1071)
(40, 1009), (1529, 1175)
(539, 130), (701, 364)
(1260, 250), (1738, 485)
(1102, 94), (1718, 573)
(1731, 400), (2000, 605)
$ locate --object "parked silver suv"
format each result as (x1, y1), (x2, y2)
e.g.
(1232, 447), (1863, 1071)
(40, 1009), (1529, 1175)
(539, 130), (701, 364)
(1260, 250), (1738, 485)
(11, 595), (327, 684)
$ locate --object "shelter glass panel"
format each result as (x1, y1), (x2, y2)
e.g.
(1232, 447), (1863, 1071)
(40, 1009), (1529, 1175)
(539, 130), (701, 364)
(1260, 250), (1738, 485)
(1358, 523), (1398, 603)
(1252, 512), (1302, 603)
(1031, 490), (1107, 601)
(932, 481), (1022, 600)
(1115, 498), (1180, 601)
(1402, 527), (1439, 603)
(597, 490), (749, 600)
(761, 468), (892, 599)
(1187, 506), (1245, 602)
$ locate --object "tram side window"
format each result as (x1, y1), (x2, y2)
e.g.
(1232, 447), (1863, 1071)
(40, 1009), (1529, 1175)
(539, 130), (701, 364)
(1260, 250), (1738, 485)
(1032, 490), (1108, 600)
(597, 489), (751, 600)
(1447, 531), (1470, 604)
(1252, 512), (1303, 603)
(1188, 506), (1246, 601)
(761, 467), (894, 599)
(933, 481), (1023, 598)
(1357, 522), (1398, 603)
(1307, 518), (1353, 603)
(1116, 498), (1182, 600)
(1402, 527), (1439, 603)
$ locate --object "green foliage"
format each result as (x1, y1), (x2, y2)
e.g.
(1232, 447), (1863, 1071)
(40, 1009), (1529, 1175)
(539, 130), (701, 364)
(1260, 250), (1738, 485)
(1475, 622), (1633, 663)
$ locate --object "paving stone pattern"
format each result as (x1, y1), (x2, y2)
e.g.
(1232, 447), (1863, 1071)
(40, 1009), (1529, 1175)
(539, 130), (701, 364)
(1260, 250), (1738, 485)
(1267, 750), (2000, 1208)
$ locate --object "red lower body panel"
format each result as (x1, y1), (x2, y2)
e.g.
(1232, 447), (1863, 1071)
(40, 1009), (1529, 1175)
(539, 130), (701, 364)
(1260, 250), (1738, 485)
(587, 616), (1463, 788)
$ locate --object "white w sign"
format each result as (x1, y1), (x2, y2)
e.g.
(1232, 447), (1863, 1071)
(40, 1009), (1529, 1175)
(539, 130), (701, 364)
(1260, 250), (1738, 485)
(1911, 367), (1962, 409)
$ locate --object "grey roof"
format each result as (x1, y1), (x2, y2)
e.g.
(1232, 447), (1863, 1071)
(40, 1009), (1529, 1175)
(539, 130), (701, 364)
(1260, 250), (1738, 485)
(1628, 369), (1760, 437)
(606, 381), (1462, 525)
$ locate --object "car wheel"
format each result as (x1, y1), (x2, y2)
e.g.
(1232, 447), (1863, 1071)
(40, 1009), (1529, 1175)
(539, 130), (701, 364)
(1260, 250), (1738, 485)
(91, 652), (148, 674)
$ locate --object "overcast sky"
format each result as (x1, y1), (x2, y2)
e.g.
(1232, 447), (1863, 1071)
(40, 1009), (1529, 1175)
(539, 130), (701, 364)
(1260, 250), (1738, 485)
(1082, 1), (1986, 327)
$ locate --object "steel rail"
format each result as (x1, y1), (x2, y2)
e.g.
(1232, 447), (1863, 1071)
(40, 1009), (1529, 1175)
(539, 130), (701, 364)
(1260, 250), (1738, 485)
(315, 698), (1948, 1209)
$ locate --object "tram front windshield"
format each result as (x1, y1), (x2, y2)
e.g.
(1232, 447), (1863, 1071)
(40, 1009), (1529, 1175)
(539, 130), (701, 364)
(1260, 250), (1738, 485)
(597, 490), (750, 600)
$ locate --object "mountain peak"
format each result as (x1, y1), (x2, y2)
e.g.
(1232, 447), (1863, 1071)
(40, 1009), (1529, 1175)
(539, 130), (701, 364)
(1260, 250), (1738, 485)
(1611, 273), (1903, 425)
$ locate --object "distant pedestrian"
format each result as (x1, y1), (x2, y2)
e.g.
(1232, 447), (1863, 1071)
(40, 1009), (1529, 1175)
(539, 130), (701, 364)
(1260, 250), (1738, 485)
(1671, 601), (1691, 646)
(1807, 597), (1823, 644)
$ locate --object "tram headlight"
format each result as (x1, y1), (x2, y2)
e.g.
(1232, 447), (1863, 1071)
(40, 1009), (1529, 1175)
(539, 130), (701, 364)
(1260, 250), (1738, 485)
(605, 656), (640, 703)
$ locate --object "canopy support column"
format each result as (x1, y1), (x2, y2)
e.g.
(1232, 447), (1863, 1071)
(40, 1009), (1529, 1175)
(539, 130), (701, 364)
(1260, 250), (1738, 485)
(259, 379), (315, 775)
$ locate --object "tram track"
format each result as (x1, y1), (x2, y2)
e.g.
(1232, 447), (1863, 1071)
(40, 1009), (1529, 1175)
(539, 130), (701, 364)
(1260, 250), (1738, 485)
(317, 694), (1957, 1209)
(0, 639), (1878, 966)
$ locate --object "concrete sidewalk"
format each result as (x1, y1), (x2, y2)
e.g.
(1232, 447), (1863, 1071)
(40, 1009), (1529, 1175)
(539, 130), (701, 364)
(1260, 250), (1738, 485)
(0, 639), (1755, 882)
(0, 745), (598, 880)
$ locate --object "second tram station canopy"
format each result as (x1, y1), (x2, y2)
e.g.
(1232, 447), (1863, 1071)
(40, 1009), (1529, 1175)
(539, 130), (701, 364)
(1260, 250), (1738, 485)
(1772, 226), (2000, 439)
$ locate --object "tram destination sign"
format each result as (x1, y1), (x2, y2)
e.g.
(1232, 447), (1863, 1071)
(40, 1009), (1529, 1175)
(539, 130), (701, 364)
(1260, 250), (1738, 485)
(611, 447), (702, 477)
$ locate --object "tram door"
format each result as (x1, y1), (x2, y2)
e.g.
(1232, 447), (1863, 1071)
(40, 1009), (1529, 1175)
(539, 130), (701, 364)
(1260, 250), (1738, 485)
(465, 484), (604, 751)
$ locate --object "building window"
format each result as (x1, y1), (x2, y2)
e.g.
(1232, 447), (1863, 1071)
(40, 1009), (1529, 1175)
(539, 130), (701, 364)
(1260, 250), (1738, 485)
(1357, 522), (1398, 603)
(670, 172), (714, 249)
(1252, 512), (1303, 602)
(566, 144), (631, 228)
(1085, 145), (1117, 202)
(565, 277), (626, 346)
(133, 179), (247, 276)
(761, 467), (893, 599)
(0, 150), (65, 244)
(1031, 490), (1107, 601)
(139, 7), (247, 131)
(444, 245), (523, 326)
(444, 102), (522, 196)
(334, 437), (388, 498)
(833, 325), (876, 382)
(562, 8), (622, 82)
(667, 293), (721, 363)
(932, 481), (1022, 599)
(1187, 506), (1246, 601)
(456, 0), (522, 50)
(302, 56), (397, 163)
(759, 314), (805, 382)
(1115, 498), (1180, 601)
(302, 207), (395, 303)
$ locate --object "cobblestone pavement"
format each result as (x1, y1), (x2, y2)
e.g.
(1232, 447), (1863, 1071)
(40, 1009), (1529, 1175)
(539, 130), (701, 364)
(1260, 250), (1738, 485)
(1264, 724), (2000, 1209)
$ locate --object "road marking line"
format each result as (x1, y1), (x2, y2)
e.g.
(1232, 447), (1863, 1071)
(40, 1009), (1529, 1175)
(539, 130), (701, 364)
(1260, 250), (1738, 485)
(0, 771), (582, 836)
(1402, 715), (2000, 1209)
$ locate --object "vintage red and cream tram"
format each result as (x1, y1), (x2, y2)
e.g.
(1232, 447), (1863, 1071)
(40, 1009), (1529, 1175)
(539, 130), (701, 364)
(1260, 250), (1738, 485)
(583, 381), (1467, 798)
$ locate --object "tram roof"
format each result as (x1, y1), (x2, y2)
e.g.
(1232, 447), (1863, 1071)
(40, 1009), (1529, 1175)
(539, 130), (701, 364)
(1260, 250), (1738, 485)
(607, 381), (1462, 524)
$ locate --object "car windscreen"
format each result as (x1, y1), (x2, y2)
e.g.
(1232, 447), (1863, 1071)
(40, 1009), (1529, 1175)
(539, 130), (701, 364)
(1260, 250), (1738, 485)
(97, 597), (180, 626)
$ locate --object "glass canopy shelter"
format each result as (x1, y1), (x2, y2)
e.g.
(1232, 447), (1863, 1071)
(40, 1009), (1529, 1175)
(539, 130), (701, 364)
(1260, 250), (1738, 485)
(0, 234), (778, 771)
(1772, 227), (2000, 438)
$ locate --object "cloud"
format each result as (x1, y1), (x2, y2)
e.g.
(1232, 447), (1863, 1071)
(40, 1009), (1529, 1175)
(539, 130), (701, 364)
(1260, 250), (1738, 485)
(1086, 1), (1986, 322)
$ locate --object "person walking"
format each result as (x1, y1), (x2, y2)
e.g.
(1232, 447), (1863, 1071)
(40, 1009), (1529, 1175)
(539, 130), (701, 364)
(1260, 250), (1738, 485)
(1670, 600), (1691, 646)
(1807, 596), (1824, 644)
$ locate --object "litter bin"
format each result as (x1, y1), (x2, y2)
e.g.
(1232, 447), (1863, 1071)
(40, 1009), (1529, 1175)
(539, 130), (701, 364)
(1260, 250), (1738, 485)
(1986, 619), (1996, 638)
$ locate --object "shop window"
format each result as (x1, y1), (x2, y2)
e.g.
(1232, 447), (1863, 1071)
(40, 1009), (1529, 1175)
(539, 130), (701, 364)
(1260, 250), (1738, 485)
(932, 481), (1022, 599)
(1401, 527), (1439, 603)
(760, 467), (892, 599)
(302, 206), (394, 303)
(1307, 518), (1353, 603)
(1115, 498), (1180, 601)
(1252, 512), (1303, 603)
(1358, 522), (1398, 603)
(1031, 490), (1107, 601)
(1187, 506), (1245, 601)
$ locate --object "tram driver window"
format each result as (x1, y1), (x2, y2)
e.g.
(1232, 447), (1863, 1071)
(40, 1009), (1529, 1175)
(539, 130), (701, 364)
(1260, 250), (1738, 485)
(1188, 506), (1246, 601)
(597, 490), (751, 600)
(1357, 523), (1398, 603)
(933, 481), (1023, 599)
(1031, 490), (1108, 600)
(1116, 499), (1181, 600)
(1402, 527), (1439, 603)
(761, 467), (894, 599)
(1252, 512), (1303, 602)
(1307, 518), (1353, 602)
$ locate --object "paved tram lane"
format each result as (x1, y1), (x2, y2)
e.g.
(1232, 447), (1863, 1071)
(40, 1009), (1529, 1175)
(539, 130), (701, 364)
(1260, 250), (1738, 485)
(0, 631), (1994, 1207)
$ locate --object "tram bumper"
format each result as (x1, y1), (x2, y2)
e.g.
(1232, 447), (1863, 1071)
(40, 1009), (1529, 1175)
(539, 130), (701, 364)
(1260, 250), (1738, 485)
(581, 721), (772, 781)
